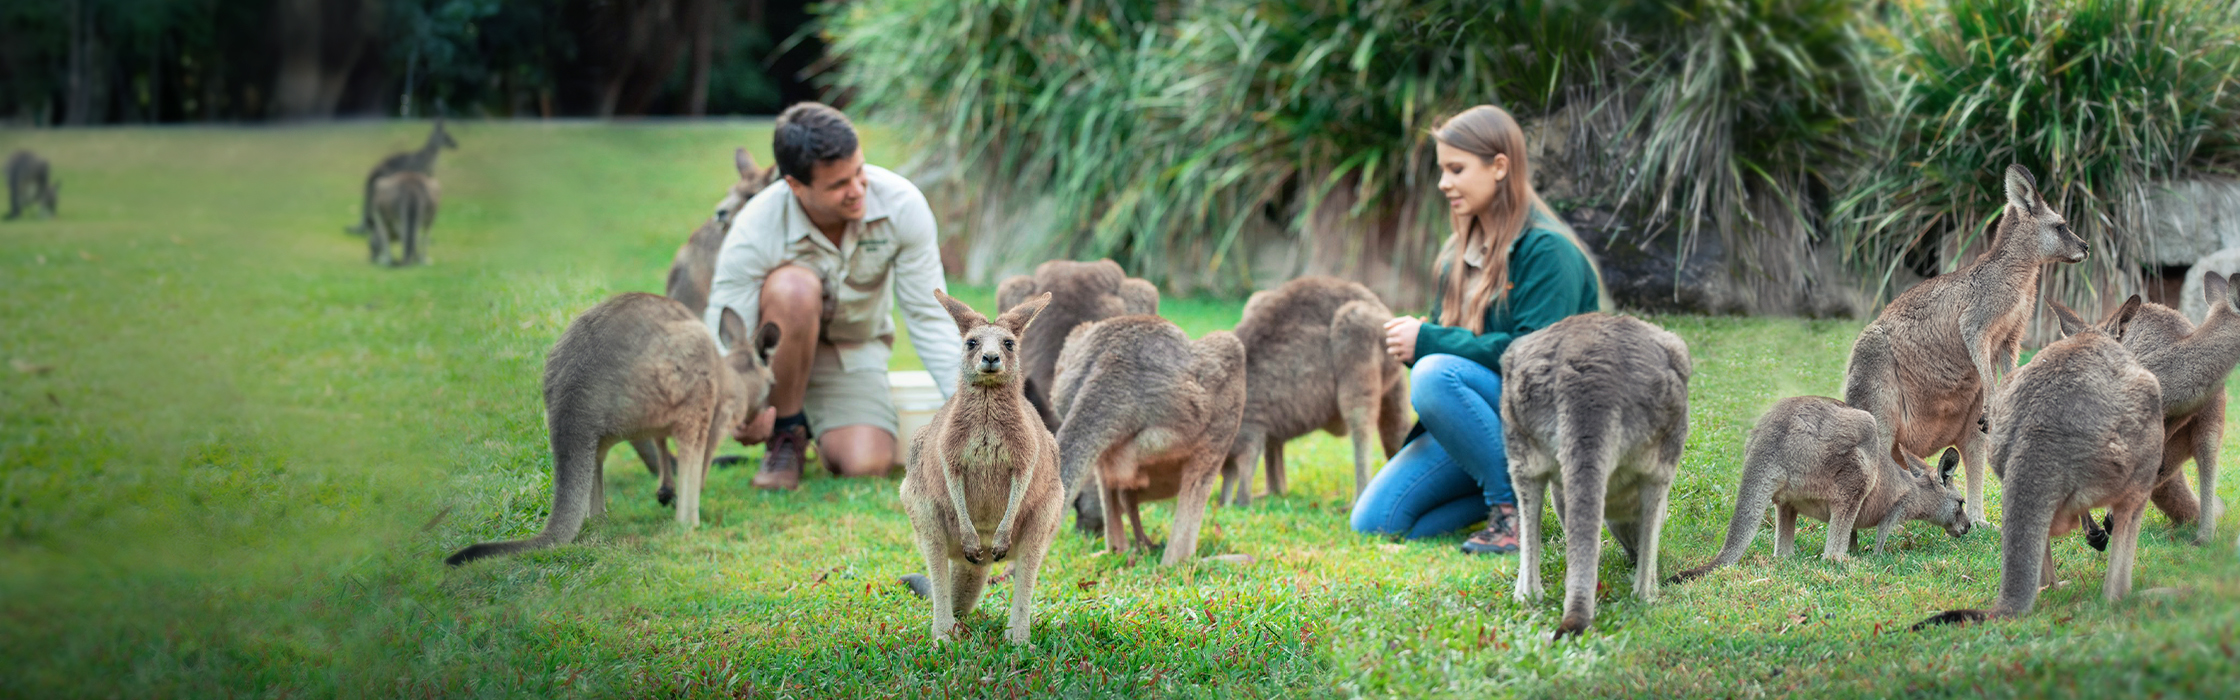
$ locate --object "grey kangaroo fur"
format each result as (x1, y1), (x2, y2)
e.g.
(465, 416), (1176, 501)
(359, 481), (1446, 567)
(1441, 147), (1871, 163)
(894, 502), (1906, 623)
(1217, 276), (1409, 507)
(368, 172), (439, 266)
(1504, 313), (1691, 640)
(352, 120), (456, 235)
(446, 293), (778, 566)
(1048, 315), (1247, 564)
(2074, 272), (2240, 548)
(995, 259), (1161, 429)
(897, 290), (1062, 644)
(1842, 164), (2089, 527)
(996, 260), (1159, 530)
(1913, 297), (2162, 630)
(5, 150), (57, 220)
(1667, 397), (1969, 585)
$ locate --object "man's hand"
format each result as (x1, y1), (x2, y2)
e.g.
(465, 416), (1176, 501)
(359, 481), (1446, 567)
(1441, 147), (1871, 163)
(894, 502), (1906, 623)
(734, 406), (778, 445)
(1384, 316), (1424, 365)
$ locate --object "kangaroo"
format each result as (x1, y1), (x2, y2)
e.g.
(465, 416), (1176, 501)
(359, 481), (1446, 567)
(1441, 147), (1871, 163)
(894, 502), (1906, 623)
(1503, 313), (1691, 640)
(1217, 276), (1409, 507)
(5, 150), (57, 220)
(350, 120), (457, 235)
(661, 148), (783, 318)
(446, 294), (779, 566)
(897, 290), (1061, 644)
(995, 259), (1161, 429)
(1842, 164), (2090, 527)
(367, 172), (439, 267)
(1666, 397), (1970, 584)
(1913, 297), (2162, 629)
(2073, 272), (2240, 548)
(1048, 315), (1247, 564)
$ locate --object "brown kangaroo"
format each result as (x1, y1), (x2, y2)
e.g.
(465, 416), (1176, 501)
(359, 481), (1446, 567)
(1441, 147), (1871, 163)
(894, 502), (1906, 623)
(1666, 397), (1969, 585)
(995, 259), (1161, 429)
(897, 290), (1061, 644)
(350, 120), (456, 235)
(1913, 297), (2161, 630)
(1503, 313), (1692, 640)
(1049, 315), (1247, 564)
(1842, 164), (2090, 527)
(5, 150), (57, 220)
(2074, 272), (2240, 549)
(446, 294), (778, 565)
(1217, 276), (1409, 507)
(367, 172), (440, 266)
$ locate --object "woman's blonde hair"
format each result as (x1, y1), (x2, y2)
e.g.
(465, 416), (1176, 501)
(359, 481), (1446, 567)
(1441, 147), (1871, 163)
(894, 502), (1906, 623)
(1432, 105), (1609, 332)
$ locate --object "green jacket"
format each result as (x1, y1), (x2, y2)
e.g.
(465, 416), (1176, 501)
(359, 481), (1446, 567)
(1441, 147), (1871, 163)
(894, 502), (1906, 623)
(1414, 215), (1601, 374)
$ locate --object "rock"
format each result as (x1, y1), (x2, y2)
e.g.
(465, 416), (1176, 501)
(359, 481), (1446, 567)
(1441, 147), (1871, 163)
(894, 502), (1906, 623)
(2141, 179), (2240, 266)
(2179, 247), (2240, 322)
(1564, 207), (1861, 318)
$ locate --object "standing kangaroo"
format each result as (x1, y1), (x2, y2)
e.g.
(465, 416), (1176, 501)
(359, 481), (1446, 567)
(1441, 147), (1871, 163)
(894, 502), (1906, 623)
(5, 150), (57, 220)
(1218, 276), (1409, 507)
(1667, 397), (1970, 584)
(350, 120), (456, 235)
(1842, 164), (2090, 527)
(1913, 297), (2162, 629)
(2073, 272), (2240, 548)
(897, 291), (1061, 644)
(1049, 316), (1247, 563)
(661, 148), (783, 318)
(995, 259), (1161, 429)
(367, 172), (439, 266)
(1504, 313), (1691, 640)
(446, 294), (779, 566)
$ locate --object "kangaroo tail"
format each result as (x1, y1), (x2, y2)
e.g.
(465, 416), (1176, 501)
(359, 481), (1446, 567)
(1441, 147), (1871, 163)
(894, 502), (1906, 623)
(446, 431), (600, 566)
(1555, 410), (1623, 638)
(1669, 433), (1783, 584)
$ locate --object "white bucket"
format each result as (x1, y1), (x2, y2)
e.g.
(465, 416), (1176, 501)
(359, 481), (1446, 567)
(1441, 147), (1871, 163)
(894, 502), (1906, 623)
(889, 370), (945, 442)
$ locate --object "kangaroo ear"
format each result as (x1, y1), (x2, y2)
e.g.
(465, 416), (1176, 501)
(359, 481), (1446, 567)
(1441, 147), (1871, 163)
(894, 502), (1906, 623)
(1938, 448), (1960, 485)
(935, 288), (987, 336)
(718, 307), (749, 351)
(2110, 294), (2144, 340)
(996, 275), (1038, 313)
(2226, 273), (2240, 313)
(1119, 278), (1160, 316)
(995, 292), (1054, 335)
(751, 321), (781, 364)
(735, 147), (758, 178)
(2209, 272), (2236, 313)
(2050, 299), (2088, 337)
(2004, 164), (2041, 215)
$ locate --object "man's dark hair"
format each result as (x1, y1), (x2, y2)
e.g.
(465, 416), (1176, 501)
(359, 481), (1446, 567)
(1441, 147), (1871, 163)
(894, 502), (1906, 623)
(772, 102), (859, 187)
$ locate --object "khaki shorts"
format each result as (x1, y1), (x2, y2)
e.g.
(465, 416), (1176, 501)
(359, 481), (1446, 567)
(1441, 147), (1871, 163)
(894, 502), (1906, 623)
(803, 342), (899, 440)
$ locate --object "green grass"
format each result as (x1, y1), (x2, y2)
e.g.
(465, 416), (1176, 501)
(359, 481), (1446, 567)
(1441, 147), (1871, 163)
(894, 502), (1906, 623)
(4, 122), (2238, 698)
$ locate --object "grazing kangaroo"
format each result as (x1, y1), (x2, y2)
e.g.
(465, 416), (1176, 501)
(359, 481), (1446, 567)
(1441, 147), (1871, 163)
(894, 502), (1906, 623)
(1504, 313), (1691, 640)
(2073, 272), (2240, 548)
(1666, 397), (1970, 585)
(367, 172), (439, 266)
(5, 150), (57, 220)
(897, 290), (1061, 644)
(1217, 276), (1409, 507)
(350, 120), (456, 235)
(1842, 164), (2090, 527)
(995, 259), (1161, 429)
(446, 294), (779, 566)
(1049, 315), (1247, 563)
(1913, 297), (2162, 629)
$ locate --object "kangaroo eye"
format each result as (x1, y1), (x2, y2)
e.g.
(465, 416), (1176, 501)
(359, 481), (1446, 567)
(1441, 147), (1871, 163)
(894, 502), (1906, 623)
(1002, 339), (1014, 351)
(965, 339), (978, 349)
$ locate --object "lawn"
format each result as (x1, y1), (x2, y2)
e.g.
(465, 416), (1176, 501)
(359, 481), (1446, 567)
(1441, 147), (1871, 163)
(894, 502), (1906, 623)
(2, 122), (2237, 698)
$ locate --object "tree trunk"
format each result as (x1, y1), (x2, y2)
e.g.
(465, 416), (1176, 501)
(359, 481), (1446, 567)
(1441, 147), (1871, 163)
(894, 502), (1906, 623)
(271, 0), (325, 119)
(65, 0), (89, 125)
(685, 0), (715, 116)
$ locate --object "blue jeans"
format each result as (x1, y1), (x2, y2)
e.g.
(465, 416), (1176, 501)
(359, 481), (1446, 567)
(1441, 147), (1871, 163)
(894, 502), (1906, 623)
(1350, 354), (1513, 539)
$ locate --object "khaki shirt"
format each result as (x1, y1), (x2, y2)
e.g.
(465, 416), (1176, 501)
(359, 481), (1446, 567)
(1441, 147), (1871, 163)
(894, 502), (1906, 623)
(704, 164), (958, 398)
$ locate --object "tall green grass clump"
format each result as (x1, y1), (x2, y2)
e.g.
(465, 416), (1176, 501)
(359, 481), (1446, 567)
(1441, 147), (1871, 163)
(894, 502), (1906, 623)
(1841, 0), (2240, 304)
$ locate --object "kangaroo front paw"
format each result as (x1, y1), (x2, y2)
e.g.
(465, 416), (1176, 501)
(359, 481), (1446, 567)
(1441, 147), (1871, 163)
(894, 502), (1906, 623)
(961, 546), (990, 565)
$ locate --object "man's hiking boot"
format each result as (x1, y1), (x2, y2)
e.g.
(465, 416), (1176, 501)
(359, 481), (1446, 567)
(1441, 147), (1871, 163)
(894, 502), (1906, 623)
(752, 423), (810, 490)
(1460, 503), (1521, 555)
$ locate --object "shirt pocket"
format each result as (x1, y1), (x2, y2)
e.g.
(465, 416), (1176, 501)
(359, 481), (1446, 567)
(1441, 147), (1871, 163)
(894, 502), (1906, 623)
(842, 238), (899, 290)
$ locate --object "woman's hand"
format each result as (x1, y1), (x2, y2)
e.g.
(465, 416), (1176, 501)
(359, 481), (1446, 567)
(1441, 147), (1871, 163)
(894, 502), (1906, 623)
(1384, 315), (1424, 365)
(734, 405), (778, 445)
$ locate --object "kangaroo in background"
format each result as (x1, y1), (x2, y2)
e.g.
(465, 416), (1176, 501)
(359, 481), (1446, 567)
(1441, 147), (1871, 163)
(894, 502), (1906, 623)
(2074, 271), (2240, 548)
(1049, 315), (1246, 564)
(661, 148), (783, 318)
(446, 294), (778, 566)
(5, 150), (57, 220)
(897, 291), (1060, 644)
(995, 259), (1161, 429)
(350, 120), (456, 235)
(1913, 297), (2161, 630)
(1667, 397), (1969, 585)
(367, 172), (439, 266)
(1843, 164), (2090, 527)
(1217, 276), (1409, 507)
(1503, 313), (1691, 640)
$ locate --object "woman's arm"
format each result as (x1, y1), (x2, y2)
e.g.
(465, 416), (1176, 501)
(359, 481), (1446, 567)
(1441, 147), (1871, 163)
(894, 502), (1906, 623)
(1412, 233), (1595, 372)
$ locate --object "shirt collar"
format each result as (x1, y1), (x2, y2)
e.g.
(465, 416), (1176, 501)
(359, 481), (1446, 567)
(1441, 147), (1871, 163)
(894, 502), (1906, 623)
(783, 169), (894, 246)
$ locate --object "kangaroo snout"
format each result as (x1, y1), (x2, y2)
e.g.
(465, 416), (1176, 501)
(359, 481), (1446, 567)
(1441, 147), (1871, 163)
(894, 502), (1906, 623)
(979, 352), (1002, 372)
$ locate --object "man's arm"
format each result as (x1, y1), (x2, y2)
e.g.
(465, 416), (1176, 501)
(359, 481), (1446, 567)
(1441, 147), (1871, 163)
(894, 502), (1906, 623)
(888, 192), (959, 399)
(704, 211), (776, 350)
